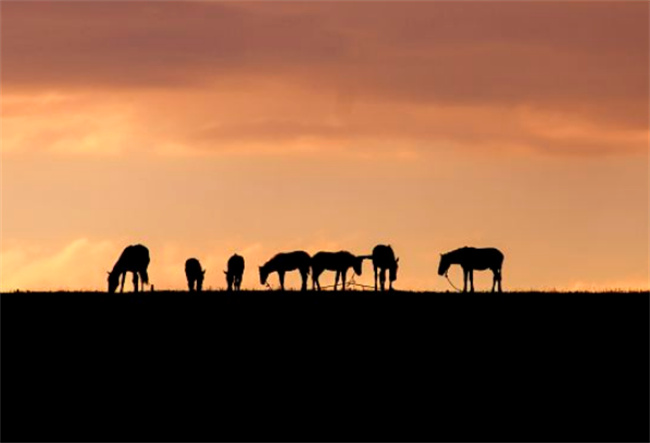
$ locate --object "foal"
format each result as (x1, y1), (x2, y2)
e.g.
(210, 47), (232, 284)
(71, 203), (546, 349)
(225, 254), (245, 291)
(185, 258), (206, 292)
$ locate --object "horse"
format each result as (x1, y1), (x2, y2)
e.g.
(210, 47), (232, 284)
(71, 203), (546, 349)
(438, 247), (504, 293)
(225, 254), (245, 291)
(259, 251), (311, 291)
(185, 258), (205, 292)
(311, 251), (366, 291)
(372, 244), (399, 291)
(108, 244), (150, 293)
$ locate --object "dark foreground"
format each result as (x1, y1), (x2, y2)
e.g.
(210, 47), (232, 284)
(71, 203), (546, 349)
(2, 291), (648, 442)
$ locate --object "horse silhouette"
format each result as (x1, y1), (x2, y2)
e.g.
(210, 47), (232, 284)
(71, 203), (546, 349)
(225, 254), (245, 291)
(185, 258), (205, 292)
(372, 244), (399, 291)
(311, 251), (366, 291)
(107, 244), (150, 293)
(438, 246), (504, 293)
(259, 251), (311, 291)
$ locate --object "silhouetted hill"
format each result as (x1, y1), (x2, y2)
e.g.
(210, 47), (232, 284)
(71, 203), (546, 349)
(2, 291), (648, 442)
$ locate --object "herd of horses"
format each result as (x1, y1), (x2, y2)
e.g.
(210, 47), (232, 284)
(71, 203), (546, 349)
(107, 244), (504, 294)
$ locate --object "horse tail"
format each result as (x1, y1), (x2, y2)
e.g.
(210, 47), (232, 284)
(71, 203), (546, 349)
(141, 269), (149, 285)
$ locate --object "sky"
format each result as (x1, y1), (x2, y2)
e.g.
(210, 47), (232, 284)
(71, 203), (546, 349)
(1, 1), (648, 292)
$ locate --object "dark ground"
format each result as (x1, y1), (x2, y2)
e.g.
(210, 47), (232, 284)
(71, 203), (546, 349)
(2, 291), (648, 442)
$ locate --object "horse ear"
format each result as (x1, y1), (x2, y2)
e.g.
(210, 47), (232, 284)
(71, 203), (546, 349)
(396, 257), (399, 263)
(202, 269), (206, 275)
(223, 270), (228, 275)
(107, 271), (111, 275)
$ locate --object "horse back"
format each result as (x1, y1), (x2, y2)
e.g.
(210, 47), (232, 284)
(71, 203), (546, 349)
(117, 244), (150, 272)
(312, 251), (354, 271)
(270, 251), (311, 271)
(469, 247), (504, 269)
(227, 254), (245, 275)
(372, 244), (395, 266)
(185, 258), (202, 277)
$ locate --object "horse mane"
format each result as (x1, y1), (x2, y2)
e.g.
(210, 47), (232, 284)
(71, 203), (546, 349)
(446, 246), (472, 256)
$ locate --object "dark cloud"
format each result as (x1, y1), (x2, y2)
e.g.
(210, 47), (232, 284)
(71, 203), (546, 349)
(3, 1), (648, 153)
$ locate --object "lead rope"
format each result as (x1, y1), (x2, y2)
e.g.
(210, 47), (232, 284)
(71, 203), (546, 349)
(445, 272), (462, 293)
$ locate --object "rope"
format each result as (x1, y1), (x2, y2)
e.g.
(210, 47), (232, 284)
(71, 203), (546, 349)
(445, 273), (462, 293)
(264, 275), (376, 291)
(318, 278), (373, 291)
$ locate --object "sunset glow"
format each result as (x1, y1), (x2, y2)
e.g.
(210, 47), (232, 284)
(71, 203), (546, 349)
(1, 1), (648, 292)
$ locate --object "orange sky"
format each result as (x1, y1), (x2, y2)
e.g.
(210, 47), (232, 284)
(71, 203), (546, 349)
(1, 1), (648, 292)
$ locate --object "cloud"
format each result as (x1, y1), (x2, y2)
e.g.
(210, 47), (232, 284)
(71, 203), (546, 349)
(2, 2), (647, 158)
(1, 238), (117, 291)
(4, 84), (646, 158)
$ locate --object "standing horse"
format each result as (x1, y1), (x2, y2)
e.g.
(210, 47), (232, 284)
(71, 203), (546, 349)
(225, 254), (245, 291)
(438, 247), (504, 293)
(372, 244), (399, 291)
(108, 244), (150, 293)
(311, 251), (366, 291)
(259, 251), (311, 291)
(185, 258), (205, 292)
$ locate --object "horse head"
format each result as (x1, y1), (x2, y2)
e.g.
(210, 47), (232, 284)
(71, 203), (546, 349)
(107, 271), (119, 293)
(353, 257), (364, 276)
(438, 253), (451, 276)
(259, 266), (269, 285)
(389, 257), (399, 282)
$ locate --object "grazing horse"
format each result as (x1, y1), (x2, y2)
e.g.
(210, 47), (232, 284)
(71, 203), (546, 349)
(372, 245), (399, 291)
(225, 254), (245, 291)
(438, 247), (504, 293)
(108, 244), (150, 293)
(311, 251), (366, 291)
(185, 258), (205, 292)
(259, 251), (311, 291)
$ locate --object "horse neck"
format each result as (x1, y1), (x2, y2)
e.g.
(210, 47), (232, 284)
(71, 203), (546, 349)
(446, 250), (464, 265)
(111, 260), (126, 275)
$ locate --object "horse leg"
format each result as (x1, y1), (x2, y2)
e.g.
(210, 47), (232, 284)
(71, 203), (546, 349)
(300, 269), (309, 291)
(497, 268), (503, 292)
(334, 271), (340, 291)
(120, 272), (126, 293)
(133, 273), (139, 293)
(314, 268), (322, 291)
(278, 271), (286, 291)
(380, 269), (386, 291)
(374, 266), (378, 291)
(341, 269), (347, 291)
(462, 269), (468, 293)
(469, 270), (474, 293)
